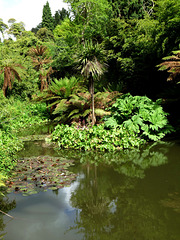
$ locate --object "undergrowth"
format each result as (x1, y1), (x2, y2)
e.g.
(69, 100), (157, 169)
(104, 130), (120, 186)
(0, 91), (49, 176)
(51, 94), (173, 151)
(51, 123), (145, 151)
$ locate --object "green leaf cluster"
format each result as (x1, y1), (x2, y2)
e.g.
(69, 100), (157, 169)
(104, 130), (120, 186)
(0, 91), (49, 175)
(51, 123), (145, 151)
(105, 94), (173, 141)
(0, 130), (22, 173)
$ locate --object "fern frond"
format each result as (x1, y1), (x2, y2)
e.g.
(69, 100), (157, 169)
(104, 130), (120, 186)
(53, 99), (68, 115)
(95, 109), (111, 116)
(82, 109), (91, 117)
(68, 109), (80, 118)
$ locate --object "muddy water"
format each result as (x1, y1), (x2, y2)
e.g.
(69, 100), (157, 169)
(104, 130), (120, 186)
(1, 138), (180, 240)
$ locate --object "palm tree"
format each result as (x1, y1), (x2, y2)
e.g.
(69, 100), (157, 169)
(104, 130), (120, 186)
(0, 58), (24, 97)
(77, 40), (107, 125)
(29, 45), (53, 91)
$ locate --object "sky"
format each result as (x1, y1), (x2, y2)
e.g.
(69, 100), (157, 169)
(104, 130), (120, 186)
(0, 0), (69, 31)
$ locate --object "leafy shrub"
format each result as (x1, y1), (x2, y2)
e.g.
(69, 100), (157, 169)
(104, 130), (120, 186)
(52, 91), (119, 124)
(0, 95), (49, 133)
(105, 94), (173, 141)
(0, 173), (6, 196)
(0, 130), (23, 173)
(0, 91), (49, 175)
(51, 124), (145, 151)
(34, 76), (81, 105)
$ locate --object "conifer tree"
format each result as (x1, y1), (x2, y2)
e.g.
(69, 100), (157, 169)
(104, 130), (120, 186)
(42, 1), (54, 31)
(54, 8), (70, 27)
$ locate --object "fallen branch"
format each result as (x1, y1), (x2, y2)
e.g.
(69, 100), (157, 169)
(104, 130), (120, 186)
(0, 209), (14, 219)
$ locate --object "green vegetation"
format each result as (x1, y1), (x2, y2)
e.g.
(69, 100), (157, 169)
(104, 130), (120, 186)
(105, 94), (173, 141)
(51, 123), (145, 151)
(0, 91), (49, 175)
(42, 1), (55, 31)
(6, 156), (76, 196)
(51, 95), (172, 151)
(0, 174), (6, 196)
(0, 0), (179, 190)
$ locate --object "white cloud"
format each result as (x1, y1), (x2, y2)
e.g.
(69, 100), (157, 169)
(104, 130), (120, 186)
(0, 0), (69, 31)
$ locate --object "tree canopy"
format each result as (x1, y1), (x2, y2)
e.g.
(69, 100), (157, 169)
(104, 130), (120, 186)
(0, 0), (179, 122)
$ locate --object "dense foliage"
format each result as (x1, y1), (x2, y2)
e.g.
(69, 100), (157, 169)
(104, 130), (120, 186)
(51, 95), (172, 151)
(0, 91), (49, 175)
(0, 0), (179, 98)
(51, 123), (145, 151)
(0, 0), (179, 182)
(105, 94), (173, 141)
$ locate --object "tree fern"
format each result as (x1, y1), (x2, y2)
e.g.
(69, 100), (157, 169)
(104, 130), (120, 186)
(157, 50), (180, 83)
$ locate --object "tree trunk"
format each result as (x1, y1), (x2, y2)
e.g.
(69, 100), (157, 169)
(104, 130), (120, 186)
(40, 74), (47, 92)
(89, 76), (96, 126)
(3, 67), (11, 97)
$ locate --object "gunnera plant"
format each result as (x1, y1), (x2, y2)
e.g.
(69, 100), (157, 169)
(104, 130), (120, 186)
(104, 94), (173, 141)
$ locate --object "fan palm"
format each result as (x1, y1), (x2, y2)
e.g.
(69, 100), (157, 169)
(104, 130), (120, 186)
(77, 40), (107, 125)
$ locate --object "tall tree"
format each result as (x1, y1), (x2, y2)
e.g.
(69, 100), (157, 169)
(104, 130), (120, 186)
(0, 47), (25, 97)
(77, 40), (107, 125)
(53, 8), (70, 27)
(29, 45), (53, 91)
(42, 1), (54, 31)
(108, 0), (155, 19)
(64, 0), (112, 42)
(0, 19), (8, 41)
(7, 19), (25, 39)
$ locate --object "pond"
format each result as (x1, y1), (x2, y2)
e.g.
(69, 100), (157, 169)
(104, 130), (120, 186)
(1, 134), (180, 240)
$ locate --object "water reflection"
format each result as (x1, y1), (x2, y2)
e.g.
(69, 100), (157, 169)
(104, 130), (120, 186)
(67, 143), (180, 240)
(0, 195), (16, 239)
(59, 141), (172, 178)
(1, 140), (180, 240)
(1, 188), (82, 240)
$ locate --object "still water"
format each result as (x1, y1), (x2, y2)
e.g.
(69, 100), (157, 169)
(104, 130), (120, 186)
(1, 138), (180, 240)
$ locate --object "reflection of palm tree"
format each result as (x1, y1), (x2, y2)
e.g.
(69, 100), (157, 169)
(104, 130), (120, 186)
(69, 164), (113, 239)
(85, 164), (109, 215)
(73, 164), (110, 213)
(68, 158), (170, 240)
